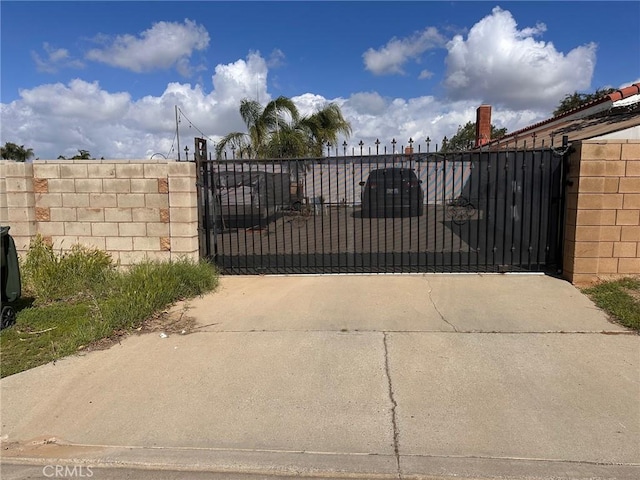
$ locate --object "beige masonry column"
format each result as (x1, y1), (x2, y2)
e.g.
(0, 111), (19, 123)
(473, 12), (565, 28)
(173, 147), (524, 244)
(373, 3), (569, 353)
(167, 161), (199, 262)
(0, 160), (36, 251)
(563, 140), (640, 285)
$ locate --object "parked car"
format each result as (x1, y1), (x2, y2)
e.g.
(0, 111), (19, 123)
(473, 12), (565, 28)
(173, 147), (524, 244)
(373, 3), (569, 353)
(360, 167), (424, 217)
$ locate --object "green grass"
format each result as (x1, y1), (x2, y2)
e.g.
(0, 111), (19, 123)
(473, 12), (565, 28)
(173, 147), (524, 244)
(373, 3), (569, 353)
(1, 236), (219, 378)
(583, 277), (640, 332)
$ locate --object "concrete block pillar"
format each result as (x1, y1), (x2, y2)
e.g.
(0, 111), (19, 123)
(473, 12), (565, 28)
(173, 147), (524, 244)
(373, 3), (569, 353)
(0, 160), (36, 250)
(168, 161), (199, 262)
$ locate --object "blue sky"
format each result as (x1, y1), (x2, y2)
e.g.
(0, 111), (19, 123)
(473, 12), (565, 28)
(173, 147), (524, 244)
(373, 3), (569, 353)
(1, 1), (639, 159)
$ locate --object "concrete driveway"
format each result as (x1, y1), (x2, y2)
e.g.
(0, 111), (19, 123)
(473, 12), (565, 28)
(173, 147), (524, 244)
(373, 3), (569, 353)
(1, 274), (638, 479)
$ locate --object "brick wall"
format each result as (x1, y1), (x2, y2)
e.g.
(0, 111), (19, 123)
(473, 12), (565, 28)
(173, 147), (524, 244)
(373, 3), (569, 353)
(563, 140), (640, 285)
(0, 160), (199, 266)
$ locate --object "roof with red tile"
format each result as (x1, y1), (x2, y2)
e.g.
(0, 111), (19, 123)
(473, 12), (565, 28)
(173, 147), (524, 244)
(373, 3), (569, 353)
(483, 82), (640, 149)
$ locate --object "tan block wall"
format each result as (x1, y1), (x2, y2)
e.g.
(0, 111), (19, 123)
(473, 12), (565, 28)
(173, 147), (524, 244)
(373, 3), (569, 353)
(0, 160), (199, 267)
(0, 165), (7, 226)
(564, 140), (640, 285)
(0, 161), (37, 250)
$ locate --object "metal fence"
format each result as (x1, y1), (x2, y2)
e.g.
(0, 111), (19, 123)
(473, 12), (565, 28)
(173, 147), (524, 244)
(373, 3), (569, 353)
(196, 148), (566, 274)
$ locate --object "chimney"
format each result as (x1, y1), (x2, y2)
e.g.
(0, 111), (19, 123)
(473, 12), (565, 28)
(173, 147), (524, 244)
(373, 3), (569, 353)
(475, 105), (491, 148)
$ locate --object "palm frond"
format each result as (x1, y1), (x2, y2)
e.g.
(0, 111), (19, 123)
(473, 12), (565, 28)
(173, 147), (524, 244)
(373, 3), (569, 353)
(263, 96), (300, 127)
(215, 132), (251, 159)
(239, 99), (263, 131)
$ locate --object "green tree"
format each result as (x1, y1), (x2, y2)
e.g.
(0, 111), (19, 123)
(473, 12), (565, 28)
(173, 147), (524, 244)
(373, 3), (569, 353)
(440, 122), (507, 152)
(1, 142), (34, 162)
(58, 150), (93, 160)
(71, 149), (92, 160)
(553, 87), (616, 117)
(216, 96), (300, 159)
(297, 103), (352, 157)
(216, 97), (351, 159)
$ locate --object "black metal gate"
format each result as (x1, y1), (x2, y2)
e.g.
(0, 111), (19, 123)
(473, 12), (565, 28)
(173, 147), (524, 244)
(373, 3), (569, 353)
(196, 147), (565, 274)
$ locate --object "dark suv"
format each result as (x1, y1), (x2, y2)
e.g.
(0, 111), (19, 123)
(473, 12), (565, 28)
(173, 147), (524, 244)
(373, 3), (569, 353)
(360, 167), (424, 218)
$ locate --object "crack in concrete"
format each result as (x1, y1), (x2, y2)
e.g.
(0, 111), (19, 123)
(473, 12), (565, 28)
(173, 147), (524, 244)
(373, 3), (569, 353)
(424, 278), (458, 332)
(382, 332), (402, 480)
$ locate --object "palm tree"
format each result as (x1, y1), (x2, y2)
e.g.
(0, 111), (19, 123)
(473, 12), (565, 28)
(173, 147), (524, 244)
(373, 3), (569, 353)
(1, 142), (34, 162)
(263, 123), (308, 158)
(216, 97), (351, 160)
(216, 96), (300, 159)
(298, 103), (352, 157)
(71, 149), (92, 160)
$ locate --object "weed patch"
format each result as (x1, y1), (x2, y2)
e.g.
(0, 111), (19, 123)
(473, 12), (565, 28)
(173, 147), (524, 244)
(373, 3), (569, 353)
(20, 236), (114, 305)
(1, 237), (219, 377)
(583, 277), (640, 332)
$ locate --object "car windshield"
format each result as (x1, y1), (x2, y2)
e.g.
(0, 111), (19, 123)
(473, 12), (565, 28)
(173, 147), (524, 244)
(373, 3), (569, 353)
(368, 169), (417, 183)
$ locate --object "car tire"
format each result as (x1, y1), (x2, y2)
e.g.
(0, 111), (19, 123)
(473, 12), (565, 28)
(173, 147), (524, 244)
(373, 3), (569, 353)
(1, 306), (16, 330)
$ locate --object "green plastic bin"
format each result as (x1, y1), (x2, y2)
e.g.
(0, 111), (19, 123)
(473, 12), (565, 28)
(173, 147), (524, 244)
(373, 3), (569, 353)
(1, 226), (21, 329)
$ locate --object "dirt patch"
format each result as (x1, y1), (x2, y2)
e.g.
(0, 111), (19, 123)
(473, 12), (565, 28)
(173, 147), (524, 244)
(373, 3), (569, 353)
(622, 287), (640, 303)
(1, 436), (104, 459)
(139, 303), (196, 334)
(82, 334), (126, 352)
(79, 302), (195, 353)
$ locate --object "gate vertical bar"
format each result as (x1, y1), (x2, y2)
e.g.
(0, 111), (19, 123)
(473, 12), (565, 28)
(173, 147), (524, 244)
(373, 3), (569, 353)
(450, 154), (456, 269)
(501, 149), (510, 268)
(196, 152), (210, 259)
(351, 155), (357, 272)
(509, 151), (518, 268)
(336, 154), (341, 272)
(555, 145), (569, 274)
(527, 151), (537, 270)
(239, 162), (247, 271)
(441, 155), (447, 271)
(518, 150), (528, 269)
(320, 159), (328, 273)
(535, 151), (546, 268)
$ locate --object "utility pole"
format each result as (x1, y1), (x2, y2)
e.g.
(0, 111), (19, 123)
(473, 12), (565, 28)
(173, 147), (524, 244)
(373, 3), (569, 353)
(175, 105), (181, 161)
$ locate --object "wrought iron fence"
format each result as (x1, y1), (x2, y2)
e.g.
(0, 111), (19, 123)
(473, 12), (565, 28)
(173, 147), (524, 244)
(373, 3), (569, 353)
(196, 144), (565, 274)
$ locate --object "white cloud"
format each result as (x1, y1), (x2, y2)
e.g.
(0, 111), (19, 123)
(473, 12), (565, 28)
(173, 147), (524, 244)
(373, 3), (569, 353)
(363, 27), (445, 75)
(444, 7), (596, 110)
(85, 19), (210, 75)
(19, 79), (130, 121)
(341, 95), (472, 151)
(345, 92), (388, 116)
(0, 52), (273, 159)
(2, 44), (556, 160)
(418, 70), (434, 80)
(334, 94), (545, 154)
(621, 79), (640, 89)
(267, 49), (286, 68)
(212, 51), (269, 108)
(1, 75), (549, 161)
(292, 93), (335, 118)
(31, 42), (84, 73)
